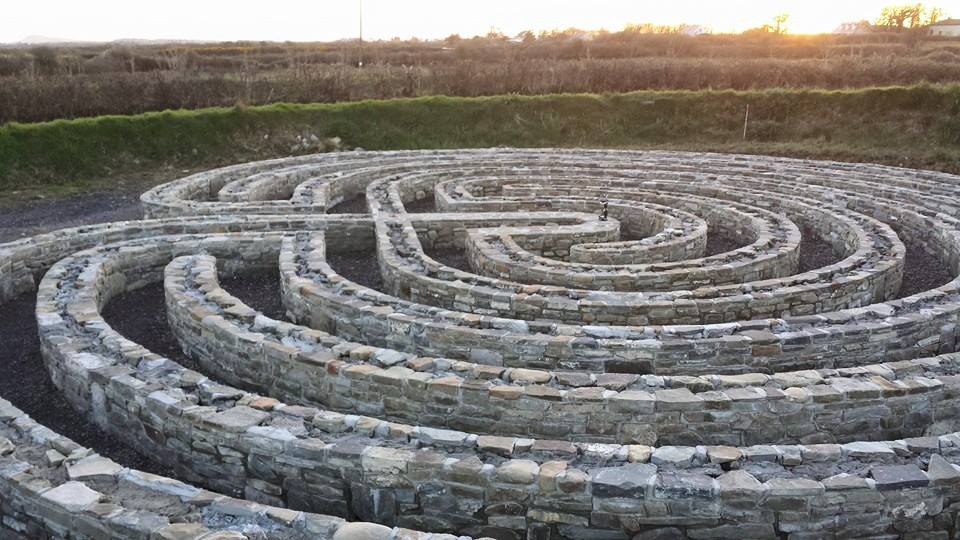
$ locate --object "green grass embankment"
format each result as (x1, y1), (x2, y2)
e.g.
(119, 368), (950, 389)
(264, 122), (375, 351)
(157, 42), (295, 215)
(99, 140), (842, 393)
(1, 85), (959, 194)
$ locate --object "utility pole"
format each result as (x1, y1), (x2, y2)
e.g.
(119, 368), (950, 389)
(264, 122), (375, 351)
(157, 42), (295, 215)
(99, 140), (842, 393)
(357, 0), (364, 67)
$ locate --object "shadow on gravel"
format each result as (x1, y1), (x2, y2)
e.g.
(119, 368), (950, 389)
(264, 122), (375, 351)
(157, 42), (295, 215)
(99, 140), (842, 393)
(0, 292), (171, 475)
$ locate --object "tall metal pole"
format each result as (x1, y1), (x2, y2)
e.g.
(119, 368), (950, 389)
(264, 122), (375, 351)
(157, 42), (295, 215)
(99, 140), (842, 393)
(358, 0), (364, 67)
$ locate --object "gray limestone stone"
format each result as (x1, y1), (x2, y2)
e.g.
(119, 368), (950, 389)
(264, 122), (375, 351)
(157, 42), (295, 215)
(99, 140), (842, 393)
(652, 446), (697, 467)
(590, 463), (657, 498)
(843, 441), (896, 460)
(655, 471), (716, 499)
(717, 470), (764, 498)
(822, 473), (871, 491)
(496, 460), (539, 484)
(41, 481), (103, 511)
(332, 522), (393, 540)
(926, 455), (960, 485)
(870, 464), (929, 491)
(67, 455), (123, 481)
(417, 427), (470, 447)
(202, 406), (270, 433)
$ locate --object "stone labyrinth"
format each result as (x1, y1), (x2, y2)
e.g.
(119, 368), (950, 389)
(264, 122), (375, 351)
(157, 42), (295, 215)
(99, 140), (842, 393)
(4, 148), (960, 539)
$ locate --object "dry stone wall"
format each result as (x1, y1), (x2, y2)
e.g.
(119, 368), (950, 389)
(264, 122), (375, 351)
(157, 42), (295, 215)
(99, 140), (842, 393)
(4, 149), (960, 539)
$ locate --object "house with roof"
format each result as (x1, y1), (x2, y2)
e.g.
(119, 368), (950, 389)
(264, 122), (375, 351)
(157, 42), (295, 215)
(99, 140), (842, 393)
(930, 19), (960, 36)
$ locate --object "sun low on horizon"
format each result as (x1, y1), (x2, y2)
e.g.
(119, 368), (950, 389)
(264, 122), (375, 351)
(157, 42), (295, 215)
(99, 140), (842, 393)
(3, 0), (958, 44)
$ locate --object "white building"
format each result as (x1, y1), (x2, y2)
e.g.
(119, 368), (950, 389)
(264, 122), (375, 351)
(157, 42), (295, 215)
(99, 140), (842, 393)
(833, 21), (873, 34)
(930, 19), (960, 37)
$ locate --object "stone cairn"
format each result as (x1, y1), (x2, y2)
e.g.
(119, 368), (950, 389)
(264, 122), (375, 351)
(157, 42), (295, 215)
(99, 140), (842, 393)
(3, 148), (960, 539)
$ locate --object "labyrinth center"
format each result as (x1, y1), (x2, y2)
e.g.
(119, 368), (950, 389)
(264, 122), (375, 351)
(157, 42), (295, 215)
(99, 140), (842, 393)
(3, 148), (960, 538)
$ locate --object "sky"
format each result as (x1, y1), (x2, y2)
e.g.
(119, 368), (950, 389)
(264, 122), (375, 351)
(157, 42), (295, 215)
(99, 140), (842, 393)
(2, 0), (959, 44)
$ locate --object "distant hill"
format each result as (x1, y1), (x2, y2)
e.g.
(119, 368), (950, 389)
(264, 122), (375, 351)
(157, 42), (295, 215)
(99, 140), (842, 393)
(16, 35), (87, 45)
(8, 36), (209, 47)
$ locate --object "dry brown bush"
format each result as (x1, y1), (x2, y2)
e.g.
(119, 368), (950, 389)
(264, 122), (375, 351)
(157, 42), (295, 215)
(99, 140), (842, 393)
(2, 31), (959, 123)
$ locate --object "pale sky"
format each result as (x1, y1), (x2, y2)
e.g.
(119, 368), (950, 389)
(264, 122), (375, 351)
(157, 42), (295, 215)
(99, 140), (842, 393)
(2, 0), (958, 43)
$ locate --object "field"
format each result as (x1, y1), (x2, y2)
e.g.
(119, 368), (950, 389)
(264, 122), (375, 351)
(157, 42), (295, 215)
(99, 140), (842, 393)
(3, 31), (960, 123)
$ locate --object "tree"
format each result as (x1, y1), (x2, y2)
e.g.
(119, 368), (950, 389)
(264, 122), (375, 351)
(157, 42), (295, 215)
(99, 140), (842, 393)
(516, 30), (537, 44)
(875, 3), (945, 32)
(485, 28), (508, 41)
(742, 14), (790, 36)
(29, 46), (59, 76)
(773, 13), (790, 35)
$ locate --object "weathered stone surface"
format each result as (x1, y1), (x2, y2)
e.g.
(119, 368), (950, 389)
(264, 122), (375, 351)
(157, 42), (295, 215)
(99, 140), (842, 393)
(927, 455), (960, 485)
(628, 445), (653, 463)
(652, 446), (697, 467)
(655, 471), (716, 498)
(717, 470), (764, 498)
(496, 460), (539, 484)
(822, 473), (871, 491)
(706, 446), (741, 464)
(66, 455), (123, 481)
(417, 427), (469, 447)
(801, 444), (842, 462)
(842, 441), (896, 460)
(0, 436), (14, 456)
(764, 477), (824, 497)
(478, 435), (516, 456)
(202, 406), (269, 432)
(590, 463), (656, 498)
(41, 481), (103, 511)
(870, 464), (929, 491)
(332, 522), (393, 540)
(509, 368), (552, 384)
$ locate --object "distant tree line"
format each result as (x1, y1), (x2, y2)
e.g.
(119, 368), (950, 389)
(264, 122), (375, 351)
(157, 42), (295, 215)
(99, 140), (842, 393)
(0, 3), (956, 123)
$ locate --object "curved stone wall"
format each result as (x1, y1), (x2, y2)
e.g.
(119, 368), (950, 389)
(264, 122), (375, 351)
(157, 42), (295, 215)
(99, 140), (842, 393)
(3, 148), (960, 539)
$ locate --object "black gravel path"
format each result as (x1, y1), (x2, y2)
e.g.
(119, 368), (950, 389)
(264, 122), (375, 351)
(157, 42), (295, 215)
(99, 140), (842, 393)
(798, 227), (844, 273)
(704, 230), (748, 257)
(327, 194), (369, 214)
(220, 269), (287, 320)
(896, 246), (954, 299)
(404, 198), (437, 213)
(426, 248), (473, 273)
(326, 251), (385, 290)
(0, 191), (142, 243)
(0, 292), (172, 475)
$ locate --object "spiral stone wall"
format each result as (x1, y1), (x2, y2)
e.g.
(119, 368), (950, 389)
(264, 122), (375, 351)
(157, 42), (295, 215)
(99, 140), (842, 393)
(4, 148), (960, 539)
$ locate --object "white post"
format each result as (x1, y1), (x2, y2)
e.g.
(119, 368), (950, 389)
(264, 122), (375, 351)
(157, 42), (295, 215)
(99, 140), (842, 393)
(743, 104), (750, 141)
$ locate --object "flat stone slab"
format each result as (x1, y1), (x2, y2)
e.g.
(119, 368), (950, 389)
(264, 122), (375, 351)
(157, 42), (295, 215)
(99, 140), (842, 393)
(41, 481), (103, 511)
(417, 427), (470, 447)
(870, 464), (929, 491)
(717, 470), (764, 498)
(67, 455), (124, 481)
(927, 455), (960, 485)
(655, 471), (715, 498)
(496, 460), (539, 484)
(842, 441), (896, 460)
(652, 446), (697, 467)
(332, 522), (393, 540)
(590, 463), (657, 498)
(202, 406), (270, 433)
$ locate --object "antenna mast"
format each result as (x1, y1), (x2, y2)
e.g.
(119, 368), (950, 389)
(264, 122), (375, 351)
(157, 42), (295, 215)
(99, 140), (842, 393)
(358, 0), (364, 67)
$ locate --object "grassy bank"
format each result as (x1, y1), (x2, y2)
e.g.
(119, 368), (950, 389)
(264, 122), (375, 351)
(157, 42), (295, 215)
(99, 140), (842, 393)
(2, 85), (959, 196)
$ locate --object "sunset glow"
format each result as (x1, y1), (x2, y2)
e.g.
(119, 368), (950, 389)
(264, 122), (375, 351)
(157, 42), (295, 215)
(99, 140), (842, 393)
(3, 0), (958, 44)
